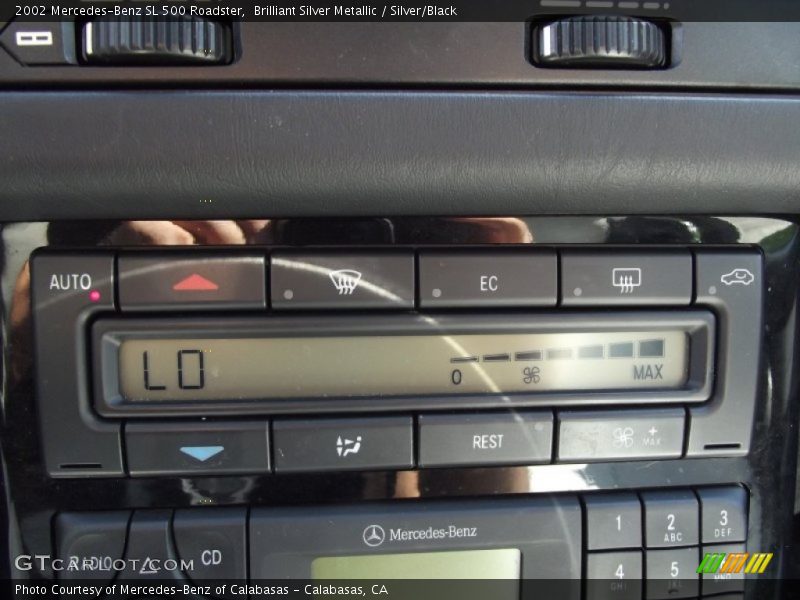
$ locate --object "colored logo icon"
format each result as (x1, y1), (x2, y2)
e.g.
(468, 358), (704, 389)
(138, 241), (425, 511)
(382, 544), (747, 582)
(697, 551), (773, 574)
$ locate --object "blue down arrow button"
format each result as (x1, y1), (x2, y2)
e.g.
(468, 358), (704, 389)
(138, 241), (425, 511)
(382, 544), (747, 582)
(125, 421), (271, 476)
(180, 446), (225, 462)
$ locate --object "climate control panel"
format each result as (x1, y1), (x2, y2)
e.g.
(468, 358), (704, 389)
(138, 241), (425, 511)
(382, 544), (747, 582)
(30, 246), (763, 478)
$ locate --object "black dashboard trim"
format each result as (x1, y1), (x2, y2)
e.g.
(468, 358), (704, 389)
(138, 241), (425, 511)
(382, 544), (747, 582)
(2, 91), (800, 220)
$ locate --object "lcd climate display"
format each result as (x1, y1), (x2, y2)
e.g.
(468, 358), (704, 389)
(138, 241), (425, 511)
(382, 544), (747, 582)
(117, 330), (688, 401)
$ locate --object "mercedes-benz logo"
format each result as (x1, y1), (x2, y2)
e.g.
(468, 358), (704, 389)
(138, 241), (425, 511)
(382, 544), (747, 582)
(362, 524), (385, 547)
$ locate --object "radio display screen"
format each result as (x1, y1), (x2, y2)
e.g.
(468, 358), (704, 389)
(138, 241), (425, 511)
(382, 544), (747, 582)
(116, 330), (688, 401)
(311, 548), (521, 580)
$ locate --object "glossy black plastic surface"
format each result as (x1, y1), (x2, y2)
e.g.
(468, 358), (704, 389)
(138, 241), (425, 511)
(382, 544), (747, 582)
(0, 216), (797, 597)
(2, 22), (800, 90)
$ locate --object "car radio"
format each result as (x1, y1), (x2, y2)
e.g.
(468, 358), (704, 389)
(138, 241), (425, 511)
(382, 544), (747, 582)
(54, 485), (751, 597)
(30, 246), (763, 478)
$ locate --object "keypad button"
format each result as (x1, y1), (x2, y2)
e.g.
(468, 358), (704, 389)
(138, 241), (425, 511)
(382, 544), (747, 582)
(699, 544), (747, 595)
(697, 486), (748, 544)
(642, 490), (699, 548)
(585, 493), (642, 551)
(586, 551), (643, 600)
(645, 547), (699, 599)
(561, 250), (693, 306)
(418, 249), (557, 308)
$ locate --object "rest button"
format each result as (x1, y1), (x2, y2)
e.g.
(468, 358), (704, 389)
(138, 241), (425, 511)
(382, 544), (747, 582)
(418, 411), (553, 468)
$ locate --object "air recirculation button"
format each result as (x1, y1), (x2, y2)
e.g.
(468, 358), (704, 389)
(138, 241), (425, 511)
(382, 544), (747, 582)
(81, 16), (233, 65)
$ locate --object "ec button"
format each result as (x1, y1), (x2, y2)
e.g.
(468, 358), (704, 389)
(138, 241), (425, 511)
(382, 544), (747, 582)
(418, 250), (557, 308)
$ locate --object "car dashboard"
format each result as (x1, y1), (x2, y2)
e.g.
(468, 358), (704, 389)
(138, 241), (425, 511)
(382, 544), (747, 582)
(1, 3), (800, 600)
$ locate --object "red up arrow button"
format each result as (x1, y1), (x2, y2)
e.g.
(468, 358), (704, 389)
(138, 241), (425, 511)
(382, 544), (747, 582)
(118, 254), (266, 309)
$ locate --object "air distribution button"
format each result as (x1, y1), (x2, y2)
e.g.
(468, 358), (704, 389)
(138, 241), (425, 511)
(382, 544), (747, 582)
(272, 416), (414, 473)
